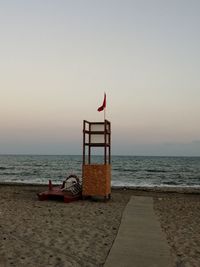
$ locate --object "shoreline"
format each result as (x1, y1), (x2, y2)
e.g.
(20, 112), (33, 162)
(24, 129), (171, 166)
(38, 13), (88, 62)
(1, 182), (200, 194)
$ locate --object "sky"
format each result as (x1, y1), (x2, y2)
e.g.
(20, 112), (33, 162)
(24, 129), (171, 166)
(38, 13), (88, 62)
(0, 0), (200, 156)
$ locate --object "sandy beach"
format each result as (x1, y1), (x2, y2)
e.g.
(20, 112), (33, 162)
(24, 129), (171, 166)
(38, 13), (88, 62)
(154, 192), (200, 267)
(0, 185), (200, 267)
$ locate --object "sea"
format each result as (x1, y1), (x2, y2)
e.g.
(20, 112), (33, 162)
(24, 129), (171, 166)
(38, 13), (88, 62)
(0, 155), (200, 189)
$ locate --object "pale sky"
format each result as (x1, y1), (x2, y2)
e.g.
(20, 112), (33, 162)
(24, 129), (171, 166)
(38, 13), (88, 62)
(0, 0), (200, 156)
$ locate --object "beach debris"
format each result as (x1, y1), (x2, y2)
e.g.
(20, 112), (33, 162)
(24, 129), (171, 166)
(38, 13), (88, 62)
(37, 174), (82, 203)
(61, 174), (82, 195)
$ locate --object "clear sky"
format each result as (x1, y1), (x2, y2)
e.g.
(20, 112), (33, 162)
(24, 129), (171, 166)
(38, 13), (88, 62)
(0, 0), (200, 156)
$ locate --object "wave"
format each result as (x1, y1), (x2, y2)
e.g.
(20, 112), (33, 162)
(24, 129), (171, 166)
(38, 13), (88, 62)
(0, 167), (15, 170)
(145, 169), (167, 173)
(0, 167), (7, 170)
(113, 168), (140, 172)
(0, 172), (18, 176)
(122, 169), (139, 172)
(162, 181), (180, 185)
(0, 167), (17, 172)
(33, 164), (50, 167)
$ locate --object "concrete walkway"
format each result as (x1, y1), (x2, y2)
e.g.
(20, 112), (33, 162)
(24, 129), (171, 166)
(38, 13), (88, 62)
(104, 196), (172, 267)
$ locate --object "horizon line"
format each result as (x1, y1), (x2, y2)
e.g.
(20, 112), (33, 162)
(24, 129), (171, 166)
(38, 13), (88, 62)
(0, 154), (200, 158)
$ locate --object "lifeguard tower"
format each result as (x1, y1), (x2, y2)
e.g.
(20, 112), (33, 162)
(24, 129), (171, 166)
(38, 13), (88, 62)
(82, 120), (111, 200)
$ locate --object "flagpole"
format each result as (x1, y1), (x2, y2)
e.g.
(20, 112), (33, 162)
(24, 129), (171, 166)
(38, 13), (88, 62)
(104, 92), (106, 121)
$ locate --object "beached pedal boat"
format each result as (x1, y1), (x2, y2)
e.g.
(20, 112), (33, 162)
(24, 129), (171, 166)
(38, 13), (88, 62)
(37, 175), (82, 203)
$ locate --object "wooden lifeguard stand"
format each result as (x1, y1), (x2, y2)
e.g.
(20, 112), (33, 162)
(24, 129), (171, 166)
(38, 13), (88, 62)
(82, 120), (111, 199)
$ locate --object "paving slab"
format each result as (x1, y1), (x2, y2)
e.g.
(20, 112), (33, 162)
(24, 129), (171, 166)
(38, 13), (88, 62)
(104, 196), (172, 267)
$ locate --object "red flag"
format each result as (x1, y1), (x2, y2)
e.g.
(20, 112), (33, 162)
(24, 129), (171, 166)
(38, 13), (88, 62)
(97, 93), (106, 112)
